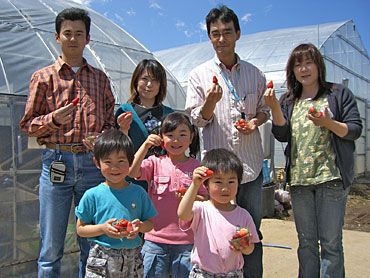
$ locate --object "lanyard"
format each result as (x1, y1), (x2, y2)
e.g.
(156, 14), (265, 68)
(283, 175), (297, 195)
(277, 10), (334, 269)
(219, 68), (241, 102)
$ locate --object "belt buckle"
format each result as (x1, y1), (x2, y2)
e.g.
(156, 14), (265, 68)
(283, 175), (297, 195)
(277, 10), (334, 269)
(70, 144), (83, 154)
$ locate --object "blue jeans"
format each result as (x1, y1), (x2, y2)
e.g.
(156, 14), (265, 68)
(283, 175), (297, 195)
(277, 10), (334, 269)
(38, 148), (104, 278)
(236, 173), (263, 278)
(290, 180), (349, 278)
(141, 240), (192, 278)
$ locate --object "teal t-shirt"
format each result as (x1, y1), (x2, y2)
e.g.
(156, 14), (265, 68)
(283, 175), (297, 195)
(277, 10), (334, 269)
(75, 182), (157, 249)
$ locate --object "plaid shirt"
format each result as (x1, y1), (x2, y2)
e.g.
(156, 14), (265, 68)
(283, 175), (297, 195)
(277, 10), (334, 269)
(19, 57), (115, 145)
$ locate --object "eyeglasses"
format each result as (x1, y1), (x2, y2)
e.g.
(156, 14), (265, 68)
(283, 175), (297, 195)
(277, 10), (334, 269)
(209, 30), (235, 40)
(139, 77), (159, 85)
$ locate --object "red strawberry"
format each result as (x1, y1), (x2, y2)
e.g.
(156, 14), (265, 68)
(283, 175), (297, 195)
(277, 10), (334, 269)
(113, 219), (129, 231)
(205, 169), (214, 176)
(316, 111), (323, 118)
(236, 118), (248, 128)
(71, 97), (79, 106)
(237, 229), (248, 238)
(212, 75), (218, 85)
(308, 106), (316, 115)
(177, 187), (187, 195)
(233, 228), (250, 239)
(127, 222), (133, 232)
(239, 237), (250, 247)
(267, 80), (274, 89)
(231, 227), (251, 249)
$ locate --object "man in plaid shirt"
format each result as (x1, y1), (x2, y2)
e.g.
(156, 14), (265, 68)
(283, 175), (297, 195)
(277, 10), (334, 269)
(19, 7), (115, 278)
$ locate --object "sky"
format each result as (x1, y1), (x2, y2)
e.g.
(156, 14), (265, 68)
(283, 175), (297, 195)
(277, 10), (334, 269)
(72, 0), (370, 54)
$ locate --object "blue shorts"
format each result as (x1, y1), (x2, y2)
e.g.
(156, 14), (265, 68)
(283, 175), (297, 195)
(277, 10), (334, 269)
(141, 240), (192, 277)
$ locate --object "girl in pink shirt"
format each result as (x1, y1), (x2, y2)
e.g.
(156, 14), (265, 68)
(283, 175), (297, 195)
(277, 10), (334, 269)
(178, 148), (260, 277)
(129, 112), (208, 277)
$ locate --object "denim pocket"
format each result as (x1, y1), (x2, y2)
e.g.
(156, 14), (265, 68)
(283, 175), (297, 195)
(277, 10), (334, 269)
(142, 242), (168, 277)
(41, 149), (55, 162)
(322, 181), (349, 202)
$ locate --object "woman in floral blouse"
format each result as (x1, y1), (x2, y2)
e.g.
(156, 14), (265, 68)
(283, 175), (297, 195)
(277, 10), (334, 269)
(264, 43), (362, 277)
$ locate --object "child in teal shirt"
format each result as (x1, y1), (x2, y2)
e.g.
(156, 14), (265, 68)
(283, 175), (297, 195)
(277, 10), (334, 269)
(75, 129), (157, 276)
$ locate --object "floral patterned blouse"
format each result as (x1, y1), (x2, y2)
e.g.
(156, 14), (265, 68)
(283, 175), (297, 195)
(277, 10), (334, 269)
(290, 96), (340, 186)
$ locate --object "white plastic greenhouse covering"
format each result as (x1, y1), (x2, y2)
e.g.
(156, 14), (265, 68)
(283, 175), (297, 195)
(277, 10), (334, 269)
(0, 0), (185, 108)
(0, 0), (186, 276)
(155, 20), (369, 100)
(155, 20), (370, 175)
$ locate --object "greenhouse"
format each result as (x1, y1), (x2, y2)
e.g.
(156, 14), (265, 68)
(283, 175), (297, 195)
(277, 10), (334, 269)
(155, 20), (370, 175)
(0, 0), (185, 276)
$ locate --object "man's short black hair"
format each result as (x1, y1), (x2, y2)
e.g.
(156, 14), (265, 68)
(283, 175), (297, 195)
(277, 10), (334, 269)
(94, 129), (135, 166)
(55, 7), (91, 37)
(201, 148), (243, 185)
(206, 5), (240, 35)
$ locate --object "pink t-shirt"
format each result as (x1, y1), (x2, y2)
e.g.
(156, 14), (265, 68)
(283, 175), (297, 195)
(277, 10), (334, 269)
(139, 155), (208, 244)
(189, 201), (260, 273)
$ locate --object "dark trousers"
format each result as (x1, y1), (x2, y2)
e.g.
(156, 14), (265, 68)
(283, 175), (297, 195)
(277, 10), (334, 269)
(236, 172), (263, 278)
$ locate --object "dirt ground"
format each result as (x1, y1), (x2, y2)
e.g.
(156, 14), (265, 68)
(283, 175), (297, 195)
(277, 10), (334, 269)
(276, 179), (370, 232)
(261, 219), (370, 278)
(262, 178), (370, 277)
(343, 182), (370, 232)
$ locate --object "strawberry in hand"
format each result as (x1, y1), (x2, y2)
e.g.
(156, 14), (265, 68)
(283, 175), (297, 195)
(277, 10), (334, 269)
(234, 118), (249, 129)
(177, 187), (187, 195)
(212, 75), (218, 85)
(308, 106), (323, 118)
(230, 227), (251, 250)
(71, 97), (79, 106)
(205, 169), (213, 176)
(267, 80), (274, 89)
(112, 218), (133, 236)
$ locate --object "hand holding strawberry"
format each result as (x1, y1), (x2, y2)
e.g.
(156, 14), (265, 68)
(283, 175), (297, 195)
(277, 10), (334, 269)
(234, 118), (249, 129)
(234, 118), (257, 135)
(230, 227), (251, 251)
(205, 169), (213, 176)
(308, 106), (323, 118)
(177, 186), (187, 195)
(117, 111), (133, 135)
(205, 76), (222, 105)
(112, 218), (133, 237)
(263, 82), (279, 110)
(71, 97), (79, 106)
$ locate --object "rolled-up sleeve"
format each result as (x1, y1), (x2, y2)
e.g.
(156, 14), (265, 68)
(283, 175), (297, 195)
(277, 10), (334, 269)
(103, 76), (116, 131)
(185, 69), (213, 127)
(19, 72), (60, 137)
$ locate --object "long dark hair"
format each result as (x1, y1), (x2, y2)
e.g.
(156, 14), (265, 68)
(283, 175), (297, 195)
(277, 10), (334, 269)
(128, 59), (167, 106)
(286, 43), (330, 101)
(153, 112), (199, 158)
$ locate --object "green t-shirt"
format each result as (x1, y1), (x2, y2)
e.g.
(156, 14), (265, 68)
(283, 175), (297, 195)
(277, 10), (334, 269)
(290, 97), (340, 186)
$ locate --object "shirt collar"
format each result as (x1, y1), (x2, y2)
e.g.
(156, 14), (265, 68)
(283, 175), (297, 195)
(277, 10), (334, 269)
(55, 56), (97, 75)
(213, 54), (241, 71)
